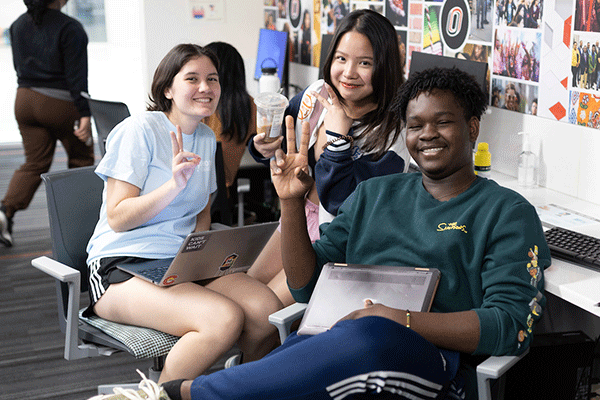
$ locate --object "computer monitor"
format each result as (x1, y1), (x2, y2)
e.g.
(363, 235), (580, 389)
(318, 34), (334, 80)
(409, 51), (488, 94)
(254, 28), (289, 86)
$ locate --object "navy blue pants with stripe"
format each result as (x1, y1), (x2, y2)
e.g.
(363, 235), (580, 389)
(190, 316), (460, 399)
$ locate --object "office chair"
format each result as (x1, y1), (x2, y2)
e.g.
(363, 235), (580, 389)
(31, 166), (179, 393)
(269, 304), (528, 400)
(212, 142), (251, 227)
(81, 92), (131, 157)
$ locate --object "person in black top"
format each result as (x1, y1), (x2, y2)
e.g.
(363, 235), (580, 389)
(0, 0), (94, 247)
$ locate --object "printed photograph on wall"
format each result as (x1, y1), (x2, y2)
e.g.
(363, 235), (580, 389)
(278, 0), (289, 17)
(574, 0), (600, 32)
(571, 32), (600, 91)
(470, 0), (493, 42)
(323, 0), (350, 34)
(387, 0), (409, 26)
(397, 30), (408, 77)
(569, 90), (600, 127)
(466, 3), (491, 41)
(492, 77), (539, 113)
(274, 0), (318, 66)
(265, 9), (277, 29)
(495, 0), (544, 28)
(447, 43), (492, 91)
(298, 9), (312, 65)
(493, 28), (541, 82)
(423, 5), (443, 54)
(351, 2), (384, 13)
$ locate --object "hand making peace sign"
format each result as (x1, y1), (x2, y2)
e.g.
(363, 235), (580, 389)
(270, 116), (314, 200)
(169, 125), (202, 190)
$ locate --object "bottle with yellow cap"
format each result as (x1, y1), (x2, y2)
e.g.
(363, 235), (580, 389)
(474, 142), (491, 178)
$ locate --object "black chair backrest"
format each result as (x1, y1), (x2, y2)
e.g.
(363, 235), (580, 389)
(409, 51), (489, 94)
(211, 142), (233, 226)
(41, 167), (103, 321)
(81, 92), (130, 157)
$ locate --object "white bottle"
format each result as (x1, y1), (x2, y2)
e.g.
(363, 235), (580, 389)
(518, 132), (537, 187)
(259, 66), (280, 93)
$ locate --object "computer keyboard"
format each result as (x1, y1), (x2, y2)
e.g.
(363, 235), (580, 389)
(544, 226), (600, 271)
(137, 265), (170, 282)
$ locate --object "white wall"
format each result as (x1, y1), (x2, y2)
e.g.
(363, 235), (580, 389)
(141, 0), (264, 94)
(140, 0), (319, 98)
(478, 108), (600, 205)
(90, 0), (145, 113)
(0, 1), (26, 144)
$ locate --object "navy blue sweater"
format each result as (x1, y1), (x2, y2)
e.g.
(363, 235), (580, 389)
(249, 86), (406, 216)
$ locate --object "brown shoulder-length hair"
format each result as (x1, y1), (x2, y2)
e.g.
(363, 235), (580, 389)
(322, 9), (404, 159)
(147, 44), (219, 112)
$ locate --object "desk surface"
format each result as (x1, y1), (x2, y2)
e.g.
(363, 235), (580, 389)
(492, 171), (600, 318)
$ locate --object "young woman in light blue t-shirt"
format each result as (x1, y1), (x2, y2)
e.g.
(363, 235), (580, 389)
(85, 44), (283, 383)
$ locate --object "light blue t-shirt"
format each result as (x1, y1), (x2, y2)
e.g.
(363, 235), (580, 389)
(86, 111), (217, 264)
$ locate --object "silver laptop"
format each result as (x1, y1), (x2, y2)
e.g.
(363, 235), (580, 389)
(297, 262), (441, 335)
(117, 222), (278, 286)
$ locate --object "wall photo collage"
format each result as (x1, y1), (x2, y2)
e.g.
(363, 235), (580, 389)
(264, 0), (600, 130)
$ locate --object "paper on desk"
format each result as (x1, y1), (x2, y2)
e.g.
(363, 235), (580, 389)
(536, 204), (600, 229)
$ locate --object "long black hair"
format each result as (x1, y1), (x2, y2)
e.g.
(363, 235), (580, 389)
(24, 0), (56, 25)
(205, 42), (252, 143)
(321, 9), (404, 159)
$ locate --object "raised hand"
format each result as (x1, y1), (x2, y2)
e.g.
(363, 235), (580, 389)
(170, 125), (201, 190)
(312, 83), (354, 136)
(270, 115), (314, 200)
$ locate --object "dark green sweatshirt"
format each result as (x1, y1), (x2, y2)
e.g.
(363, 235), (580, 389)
(293, 173), (550, 357)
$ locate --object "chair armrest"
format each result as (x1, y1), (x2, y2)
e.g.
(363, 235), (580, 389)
(31, 255), (80, 282)
(31, 256), (100, 360)
(268, 303), (308, 344)
(236, 178), (251, 227)
(237, 178), (250, 194)
(476, 348), (529, 400)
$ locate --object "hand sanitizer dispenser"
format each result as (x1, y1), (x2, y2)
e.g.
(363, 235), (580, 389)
(518, 132), (537, 187)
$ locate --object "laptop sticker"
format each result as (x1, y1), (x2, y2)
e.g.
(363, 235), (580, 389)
(182, 234), (209, 253)
(219, 254), (239, 272)
(162, 275), (178, 286)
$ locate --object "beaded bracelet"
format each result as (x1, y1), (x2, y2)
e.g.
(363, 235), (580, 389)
(323, 135), (354, 150)
(406, 310), (411, 328)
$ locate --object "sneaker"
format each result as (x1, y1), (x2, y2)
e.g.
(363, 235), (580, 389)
(224, 352), (243, 368)
(0, 206), (13, 247)
(87, 370), (171, 400)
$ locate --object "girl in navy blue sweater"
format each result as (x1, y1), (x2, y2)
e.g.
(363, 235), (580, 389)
(247, 9), (409, 306)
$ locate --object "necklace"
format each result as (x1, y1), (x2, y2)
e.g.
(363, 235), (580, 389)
(435, 175), (477, 202)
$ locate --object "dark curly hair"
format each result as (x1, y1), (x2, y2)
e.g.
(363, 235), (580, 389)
(392, 67), (488, 124)
(24, 0), (56, 25)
